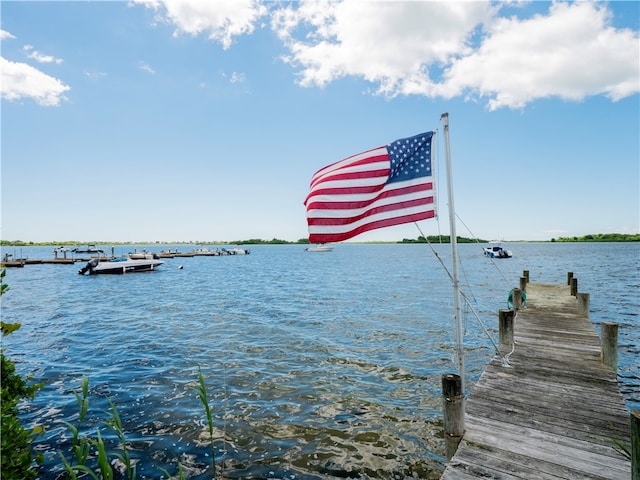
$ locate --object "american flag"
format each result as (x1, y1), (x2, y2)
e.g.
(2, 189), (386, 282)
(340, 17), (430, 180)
(304, 131), (436, 243)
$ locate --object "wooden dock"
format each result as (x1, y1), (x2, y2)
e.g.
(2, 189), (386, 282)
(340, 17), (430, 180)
(0, 258), (102, 267)
(441, 278), (632, 479)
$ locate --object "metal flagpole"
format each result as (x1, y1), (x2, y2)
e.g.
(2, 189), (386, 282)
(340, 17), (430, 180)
(441, 112), (465, 395)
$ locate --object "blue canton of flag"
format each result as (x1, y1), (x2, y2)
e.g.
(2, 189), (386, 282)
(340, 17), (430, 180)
(387, 132), (433, 184)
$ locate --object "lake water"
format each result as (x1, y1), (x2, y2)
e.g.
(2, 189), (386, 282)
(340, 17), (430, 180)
(1, 242), (638, 479)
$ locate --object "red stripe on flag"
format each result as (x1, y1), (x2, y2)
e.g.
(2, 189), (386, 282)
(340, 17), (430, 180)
(309, 210), (436, 244)
(307, 196), (434, 226)
(309, 150), (388, 189)
(305, 183), (433, 212)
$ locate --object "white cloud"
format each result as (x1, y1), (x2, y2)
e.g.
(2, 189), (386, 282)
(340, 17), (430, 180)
(269, 0), (638, 109)
(230, 71), (246, 83)
(134, 0), (267, 49)
(0, 57), (70, 106)
(139, 62), (156, 74)
(134, 0), (639, 110)
(23, 45), (64, 64)
(83, 69), (107, 80)
(440, 2), (640, 110)
(1, 30), (16, 40)
(272, 1), (495, 96)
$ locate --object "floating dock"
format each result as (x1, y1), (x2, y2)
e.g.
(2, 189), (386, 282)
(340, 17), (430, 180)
(441, 274), (633, 479)
(0, 248), (248, 268)
(0, 257), (106, 267)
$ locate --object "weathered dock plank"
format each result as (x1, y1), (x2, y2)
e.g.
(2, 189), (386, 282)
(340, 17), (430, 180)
(441, 281), (631, 479)
(40, 259), (77, 264)
(0, 261), (25, 268)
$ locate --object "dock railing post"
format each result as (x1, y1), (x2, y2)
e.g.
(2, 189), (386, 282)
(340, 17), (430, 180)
(512, 288), (523, 310)
(519, 276), (527, 292)
(570, 277), (578, 296)
(577, 292), (590, 318)
(601, 322), (618, 370)
(442, 373), (464, 461)
(523, 270), (529, 283)
(499, 309), (514, 349)
(567, 271), (573, 285)
(632, 410), (639, 480)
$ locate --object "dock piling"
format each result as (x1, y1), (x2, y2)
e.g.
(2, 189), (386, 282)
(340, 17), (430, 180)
(519, 276), (527, 292)
(441, 373), (464, 461)
(601, 322), (619, 370)
(577, 292), (590, 318)
(498, 309), (514, 348)
(511, 288), (523, 310)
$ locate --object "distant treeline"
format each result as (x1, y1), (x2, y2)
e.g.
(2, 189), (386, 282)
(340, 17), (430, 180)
(0, 238), (311, 246)
(2, 233), (638, 246)
(398, 236), (486, 243)
(551, 233), (639, 242)
(401, 234), (640, 243)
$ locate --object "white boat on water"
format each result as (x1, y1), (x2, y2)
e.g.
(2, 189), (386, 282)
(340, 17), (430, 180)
(192, 247), (251, 256)
(128, 249), (154, 260)
(72, 244), (105, 254)
(305, 245), (333, 252)
(193, 247), (221, 256)
(78, 254), (163, 275)
(483, 243), (512, 258)
(224, 247), (250, 255)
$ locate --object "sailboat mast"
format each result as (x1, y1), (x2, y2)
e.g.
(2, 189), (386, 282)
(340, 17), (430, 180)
(441, 112), (465, 394)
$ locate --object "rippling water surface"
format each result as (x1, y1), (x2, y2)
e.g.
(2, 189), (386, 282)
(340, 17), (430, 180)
(1, 242), (638, 479)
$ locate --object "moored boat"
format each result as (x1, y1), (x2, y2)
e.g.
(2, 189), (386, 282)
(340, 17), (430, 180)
(156, 249), (191, 258)
(483, 243), (512, 258)
(52, 246), (71, 259)
(78, 254), (163, 275)
(305, 245), (333, 252)
(72, 244), (105, 254)
(192, 247), (251, 256)
(193, 247), (222, 256)
(128, 249), (154, 260)
(224, 247), (250, 255)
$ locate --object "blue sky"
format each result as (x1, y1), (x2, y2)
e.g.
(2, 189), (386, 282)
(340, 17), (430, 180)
(1, 0), (638, 243)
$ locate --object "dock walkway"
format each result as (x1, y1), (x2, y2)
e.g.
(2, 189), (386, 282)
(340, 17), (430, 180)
(441, 281), (631, 479)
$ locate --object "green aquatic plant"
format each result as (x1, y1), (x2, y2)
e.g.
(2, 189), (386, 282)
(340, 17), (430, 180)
(58, 370), (219, 479)
(60, 376), (108, 479)
(105, 398), (135, 479)
(159, 463), (186, 480)
(195, 366), (217, 478)
(59, 378), (128, 480)
(94, 429), (114, 480)
(63, 376), (91, 469)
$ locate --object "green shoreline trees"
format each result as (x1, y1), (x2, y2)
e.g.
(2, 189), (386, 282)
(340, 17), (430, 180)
(551, 233), (640, 242)
(1, 233), (638, 247)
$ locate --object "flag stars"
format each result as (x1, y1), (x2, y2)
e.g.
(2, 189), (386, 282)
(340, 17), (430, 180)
(386, 132), (433, 184)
